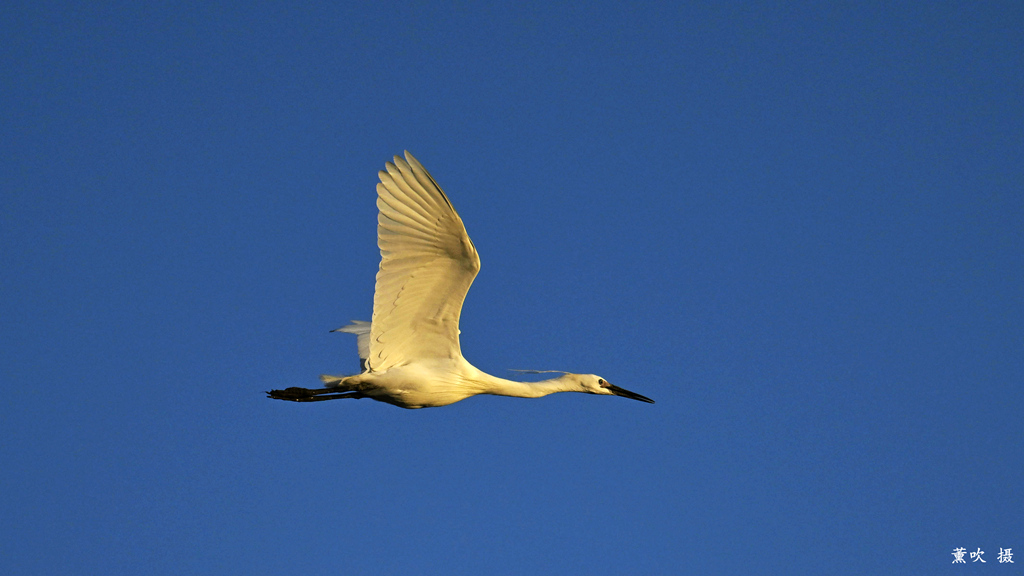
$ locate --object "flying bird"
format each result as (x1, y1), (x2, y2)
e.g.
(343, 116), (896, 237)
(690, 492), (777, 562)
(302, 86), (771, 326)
(267, 152), (654, 409)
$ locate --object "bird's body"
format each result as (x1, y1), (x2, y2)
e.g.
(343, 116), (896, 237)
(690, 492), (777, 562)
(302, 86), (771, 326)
(314, 358), (612, 409)
(268, 152), (653, 409)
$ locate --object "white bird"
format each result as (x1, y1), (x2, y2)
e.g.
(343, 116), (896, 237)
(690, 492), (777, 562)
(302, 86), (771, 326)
(268, 152), (654, 409)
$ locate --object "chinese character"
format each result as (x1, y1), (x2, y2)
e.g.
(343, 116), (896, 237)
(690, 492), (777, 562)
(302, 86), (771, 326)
(971, 548), (986, 563)
(998, 548), (1014, 563)
(953, 547), (967, 563)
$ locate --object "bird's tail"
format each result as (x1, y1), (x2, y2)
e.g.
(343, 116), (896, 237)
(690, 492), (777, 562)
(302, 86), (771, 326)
(319, 374), (348, 387)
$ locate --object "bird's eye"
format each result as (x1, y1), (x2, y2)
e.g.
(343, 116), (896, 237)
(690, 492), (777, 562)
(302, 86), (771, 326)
(598, 379), (606, 386)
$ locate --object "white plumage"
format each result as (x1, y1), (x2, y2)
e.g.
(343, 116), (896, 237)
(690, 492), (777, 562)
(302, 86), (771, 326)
(268, 152), (653, 409)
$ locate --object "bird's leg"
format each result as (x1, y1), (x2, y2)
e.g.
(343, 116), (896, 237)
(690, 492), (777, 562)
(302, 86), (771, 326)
(266, 387), (367, 402)
(267, 373), (369, 402)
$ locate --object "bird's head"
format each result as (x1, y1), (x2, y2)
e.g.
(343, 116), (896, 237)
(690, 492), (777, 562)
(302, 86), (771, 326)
(576, 374), (655, 404)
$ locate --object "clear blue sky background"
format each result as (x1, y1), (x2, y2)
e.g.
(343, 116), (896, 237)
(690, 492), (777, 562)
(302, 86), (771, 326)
(2, 2), (1022, 574)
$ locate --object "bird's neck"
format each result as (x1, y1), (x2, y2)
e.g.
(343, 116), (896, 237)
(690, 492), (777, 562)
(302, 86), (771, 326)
(474, 372), (581, 399)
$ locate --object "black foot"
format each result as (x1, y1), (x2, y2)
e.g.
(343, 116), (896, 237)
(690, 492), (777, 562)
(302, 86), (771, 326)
(266, 387), (365, 402)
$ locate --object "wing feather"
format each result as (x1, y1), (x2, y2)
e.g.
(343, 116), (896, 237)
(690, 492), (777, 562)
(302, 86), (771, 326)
(368, 152), (480, 371)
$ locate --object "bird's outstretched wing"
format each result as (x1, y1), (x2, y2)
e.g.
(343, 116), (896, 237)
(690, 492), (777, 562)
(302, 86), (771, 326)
(368, 151), (480, 371)
(332, 320), (371, 371)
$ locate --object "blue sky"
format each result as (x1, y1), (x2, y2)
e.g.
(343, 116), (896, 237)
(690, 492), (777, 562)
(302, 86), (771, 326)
(2, 2), (1022, 574)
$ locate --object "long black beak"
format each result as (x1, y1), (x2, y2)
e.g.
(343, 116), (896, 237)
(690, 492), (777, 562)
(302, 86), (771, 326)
(604, 382), (655, 404)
